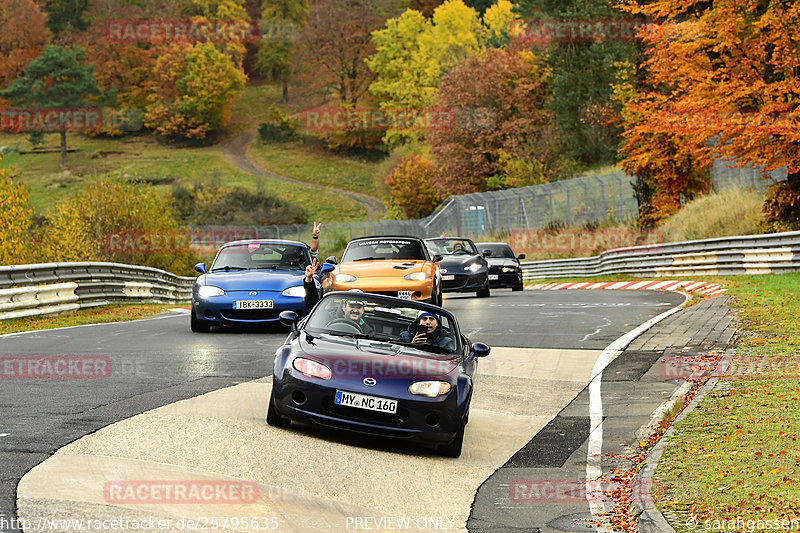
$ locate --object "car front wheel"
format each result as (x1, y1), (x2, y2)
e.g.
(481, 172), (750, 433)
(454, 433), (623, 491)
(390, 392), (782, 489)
(266, 395), (291, 428)
(190, 307), (211, 332)
(438, 422), (465, 458)
(476, 278), (490, 298)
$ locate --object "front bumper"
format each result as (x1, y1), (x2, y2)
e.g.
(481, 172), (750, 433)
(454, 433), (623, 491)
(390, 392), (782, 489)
(487, 267), (522, 288)
(440, 271), (488, 293)
(328, 278), (434, 301)
(271, 371), (465, 444)
(193, 293), (307, 325)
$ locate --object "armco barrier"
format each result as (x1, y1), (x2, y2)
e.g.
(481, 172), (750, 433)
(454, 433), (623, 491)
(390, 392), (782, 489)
(0, 262), (194, 320)
(521, 231), (800, 280)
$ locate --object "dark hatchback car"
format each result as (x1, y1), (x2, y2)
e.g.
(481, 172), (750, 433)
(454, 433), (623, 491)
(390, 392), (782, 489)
(475, 242), (526, 291)
(424, 237), (491, 298)
(268, 292), (490, 457)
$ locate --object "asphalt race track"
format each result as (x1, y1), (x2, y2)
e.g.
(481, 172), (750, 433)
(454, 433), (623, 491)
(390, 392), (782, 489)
(0, 289), (686, 533)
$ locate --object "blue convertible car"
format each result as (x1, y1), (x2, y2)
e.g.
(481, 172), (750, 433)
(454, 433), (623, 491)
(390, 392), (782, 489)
(191, 239), (332, 332)
(267, 292), (490, 457)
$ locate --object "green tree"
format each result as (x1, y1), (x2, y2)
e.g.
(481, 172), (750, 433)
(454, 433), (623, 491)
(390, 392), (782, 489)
(513, 0), (641, 166)
(0, 46), (104, 168)
(0, 156), (33, 266)
(43, 0), (88, 34)
(255, 0), (308, 102)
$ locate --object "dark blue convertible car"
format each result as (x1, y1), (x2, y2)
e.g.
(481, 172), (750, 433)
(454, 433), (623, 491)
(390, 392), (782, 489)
(191, 239), (331, 332)
(267, 291), (490, 457)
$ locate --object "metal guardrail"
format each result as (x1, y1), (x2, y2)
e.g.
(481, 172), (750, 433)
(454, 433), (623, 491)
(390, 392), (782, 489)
(0, 262), (194, 320)
(3, 231), (798, 320)
(521, 231), (800, 280)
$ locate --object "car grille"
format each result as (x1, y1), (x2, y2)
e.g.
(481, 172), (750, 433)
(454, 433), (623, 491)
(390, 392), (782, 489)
(221, 309), (282, 320)
(321, 396), (409, 425)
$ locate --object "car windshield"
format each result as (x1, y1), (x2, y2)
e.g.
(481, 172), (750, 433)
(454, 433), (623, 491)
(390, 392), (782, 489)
(304, 294), (459, 353)
(426, 238), (478, 256)
(341, 238), (427, 262)
(478, 244), (516, 258)
(211, 242), (310, 271)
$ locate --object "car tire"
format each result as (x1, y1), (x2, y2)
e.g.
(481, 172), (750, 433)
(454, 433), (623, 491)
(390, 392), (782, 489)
(266, 395), (291, 428)
(190, 308), (211, 332)
(476, 279), (490, 298)
(431, 282), (443, 307)
(438, 422), (465, 458)
(512, 277), (524, 292)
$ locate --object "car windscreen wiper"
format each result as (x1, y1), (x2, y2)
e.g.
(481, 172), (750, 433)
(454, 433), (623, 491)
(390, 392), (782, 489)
(210, 265), (250, 271)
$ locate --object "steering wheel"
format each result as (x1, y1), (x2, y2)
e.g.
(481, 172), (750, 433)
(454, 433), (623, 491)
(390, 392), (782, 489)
(325, 318), (364, 334)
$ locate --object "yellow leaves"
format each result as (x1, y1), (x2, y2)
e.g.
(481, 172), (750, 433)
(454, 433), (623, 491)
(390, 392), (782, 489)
(0, 155), (33, 266)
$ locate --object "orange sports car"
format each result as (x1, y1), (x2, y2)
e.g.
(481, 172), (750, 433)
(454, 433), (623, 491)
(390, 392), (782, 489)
(322, 236), (443, 305)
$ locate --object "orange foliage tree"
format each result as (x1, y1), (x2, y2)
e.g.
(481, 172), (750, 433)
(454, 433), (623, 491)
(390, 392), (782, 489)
(385, 154), (442, 219)
(617, 0), (800, 229)
(0, 0), (49, 90)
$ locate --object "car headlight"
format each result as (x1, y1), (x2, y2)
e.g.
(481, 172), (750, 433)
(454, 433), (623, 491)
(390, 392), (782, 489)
(409, 381), (451, 397)
(502, 266), (516, 273)
(293, 357), (332, 380)
(197, 285), (225, 298)
(466, 263), (481, 272)
(335, 274), (357, 283)
(282, 286), (306, 297)
(404, 272), (427, 281)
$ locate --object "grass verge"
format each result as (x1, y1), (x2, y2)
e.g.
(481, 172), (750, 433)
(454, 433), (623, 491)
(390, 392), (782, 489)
(248, 137), (390, 200)
(0, 132), (366, 222)
(0, 303), (183, 335)
(652, 273), (800, 531)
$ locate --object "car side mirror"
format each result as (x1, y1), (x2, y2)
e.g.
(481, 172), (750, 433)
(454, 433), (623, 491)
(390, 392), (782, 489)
(517, 253), (526, 260)
(194, 263), (207, 274)
(320, 263), (335, 274)
(482, 249), (492, 257)
(471, 342), (490, 357)
(325, 256), (338, 265)
(432, 254), (443, 263)
(279, 310), (299, 334)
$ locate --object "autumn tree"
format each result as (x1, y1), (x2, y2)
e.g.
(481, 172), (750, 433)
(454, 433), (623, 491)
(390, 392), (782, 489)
(0, 156), (33, 266)
(0, 0), (49, 90)
(616, 0), (800, 229)
(410, 0), (443, 18)
(295, 0), (402, 106)
(613, 61), (711, 228)
(385, 154), (442, 218)
(429, 47), (559, 196)
(0, 46), (105, 167)
(144, 42), (247, 140)
(367, 0), (518, 146)
(255, 0), (308, 102)
(38, 180), (197, 274)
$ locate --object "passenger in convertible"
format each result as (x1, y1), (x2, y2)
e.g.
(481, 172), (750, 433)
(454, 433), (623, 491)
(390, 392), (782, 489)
(399, 312), (454, 350)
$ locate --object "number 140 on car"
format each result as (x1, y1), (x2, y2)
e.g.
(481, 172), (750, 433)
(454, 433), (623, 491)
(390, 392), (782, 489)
(335, 390), (397, 414)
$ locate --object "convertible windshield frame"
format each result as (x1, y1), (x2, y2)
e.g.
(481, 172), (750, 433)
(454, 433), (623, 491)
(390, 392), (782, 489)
(303, 292), (461, 354)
